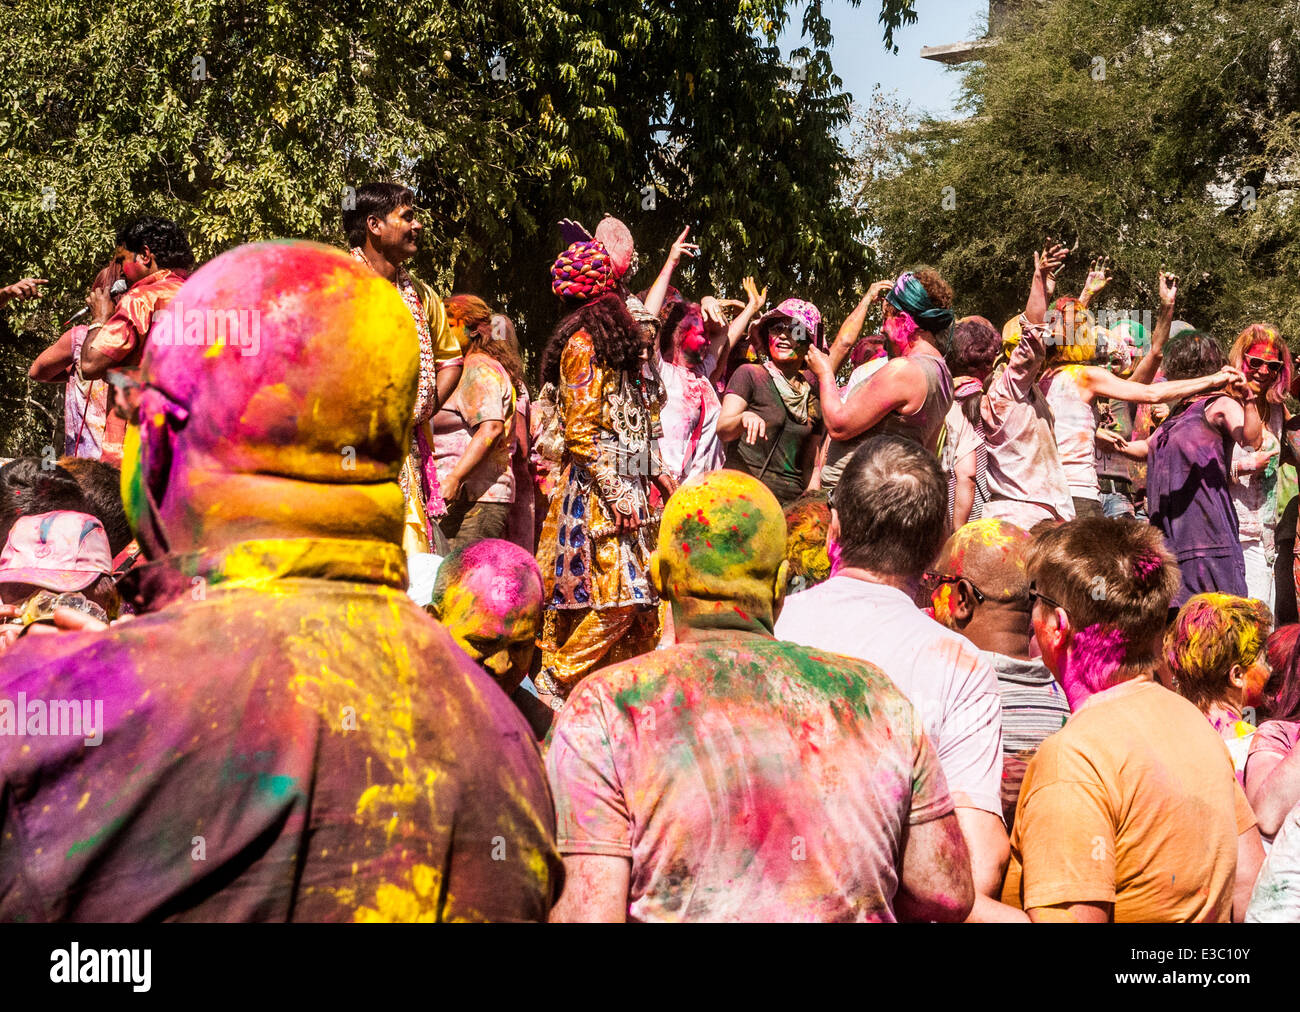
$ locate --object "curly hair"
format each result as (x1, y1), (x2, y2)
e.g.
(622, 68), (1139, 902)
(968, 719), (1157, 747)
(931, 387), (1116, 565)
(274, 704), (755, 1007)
(1165, 593), (1272, 712)
(115, 217), (195, 272)
(540, 292), (647, 386)
(1163, 328), (1227, 381)
(912, 267), (953, 312)
(947, 316), (1001, 380)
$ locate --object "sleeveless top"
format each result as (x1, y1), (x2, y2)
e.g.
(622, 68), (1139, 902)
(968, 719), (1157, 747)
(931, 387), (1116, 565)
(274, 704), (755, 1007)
(1230, 403), (1284, 548)
(1148, 396), (1241, 560)
(1041, 366), (1100, 501)
(821, 354), (954, 490)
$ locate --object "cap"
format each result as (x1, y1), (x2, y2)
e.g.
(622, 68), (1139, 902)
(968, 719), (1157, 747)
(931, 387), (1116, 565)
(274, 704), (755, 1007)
(0, 511), (113, 592)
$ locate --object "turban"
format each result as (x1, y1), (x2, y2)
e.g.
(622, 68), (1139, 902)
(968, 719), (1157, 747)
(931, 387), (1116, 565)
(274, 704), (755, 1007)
(551, 240), (616, 301)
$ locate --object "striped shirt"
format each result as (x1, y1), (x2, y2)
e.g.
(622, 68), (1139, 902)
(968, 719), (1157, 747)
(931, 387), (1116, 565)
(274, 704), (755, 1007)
(981, 650), (1071, 829)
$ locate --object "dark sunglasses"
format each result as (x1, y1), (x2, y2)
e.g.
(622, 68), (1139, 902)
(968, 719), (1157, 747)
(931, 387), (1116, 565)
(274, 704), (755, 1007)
(1246, 355), (1282, 373)
(922, 572), (987, 603)
(1027, 580), (1067, 614)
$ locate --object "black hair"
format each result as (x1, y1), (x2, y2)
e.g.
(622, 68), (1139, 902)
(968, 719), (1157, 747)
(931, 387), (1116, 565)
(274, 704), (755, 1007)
(343, 182), (417, 249)
(0, 458), (89, 549)
(59, 458), (132, 556)
(540, 292), (649, 387)
(115, 217), (195, 271)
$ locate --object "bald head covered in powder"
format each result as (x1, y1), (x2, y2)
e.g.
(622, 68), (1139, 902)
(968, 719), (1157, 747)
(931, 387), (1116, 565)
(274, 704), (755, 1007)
(126, 241), (420, 555)
(430, 539), (544, 693)
(652, 470), (788, 631)
(931, 518), (1033, 626)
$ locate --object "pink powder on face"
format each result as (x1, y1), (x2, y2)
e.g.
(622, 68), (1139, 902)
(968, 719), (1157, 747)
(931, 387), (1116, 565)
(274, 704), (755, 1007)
(883, 310), (920, 354)
(827, 533), (843, 575)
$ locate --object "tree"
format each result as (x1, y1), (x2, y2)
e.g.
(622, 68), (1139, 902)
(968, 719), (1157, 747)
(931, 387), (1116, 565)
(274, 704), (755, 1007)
(862, 0), (1300, 341)
(0, 0), (916, 455)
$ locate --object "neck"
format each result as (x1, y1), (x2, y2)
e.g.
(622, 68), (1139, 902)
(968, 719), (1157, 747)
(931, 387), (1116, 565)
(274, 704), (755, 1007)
(361, 241), (399, 283)
(960, 603), (1033, 660)
(1059, 660), (1152, 711)
(832, 564), (917, 599)
(773, 357), (802, 378)
(670, 596), (775, 642)
(1204, 698), (1244, 731)
(907, 335), (941, 359)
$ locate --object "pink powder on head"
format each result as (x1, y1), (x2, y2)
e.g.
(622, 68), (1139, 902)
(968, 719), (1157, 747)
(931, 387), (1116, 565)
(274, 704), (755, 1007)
(1068, 623), (1130, 703)
(1131, 550), (1163, 582)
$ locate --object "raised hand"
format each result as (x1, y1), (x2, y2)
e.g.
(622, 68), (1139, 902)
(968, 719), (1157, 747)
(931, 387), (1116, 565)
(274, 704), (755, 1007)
(743, 275), (768, 309)
(1035, 241), (1068, 279)
(804, 343), (833, 378)
(1158, 270), (1179, 308)
(1082, 257), (1112, 300)
(668, 226), (699, 264)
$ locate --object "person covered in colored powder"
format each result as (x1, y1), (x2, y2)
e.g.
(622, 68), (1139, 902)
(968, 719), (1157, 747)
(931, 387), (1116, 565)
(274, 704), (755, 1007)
(980, 242), (1075, 528)
(428, 538), (553, 740)
(431, 294), (524, 552)
(809, 268), (956, 492)
(717, 298), (824, 507)
(1000, 517), (1263, 922)
(926, 519), (1070, 831)
(775, 435), (1008, 921)
(1144, 328), (1263, 608)
(0, 241), (561, 921)
(1225, 323), (1293, 609)
(939, 316), (1000, 531)
(1165, 592), (1273, 781)
(343, 182), (464, 556)
(1037, 271), (1233, 519)
(546, 469), (973, 922)
(1245, 625), (1300, 843)
(29, 259), (128, 464)
(534, 239), (672, 706)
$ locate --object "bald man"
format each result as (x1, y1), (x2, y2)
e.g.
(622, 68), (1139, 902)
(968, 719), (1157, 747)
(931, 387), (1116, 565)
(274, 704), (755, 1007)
(927, 520), (1070, 831)
(0, 242), (560, 922)
(545, 469), (973, 922)
(429, 539), (553, 740)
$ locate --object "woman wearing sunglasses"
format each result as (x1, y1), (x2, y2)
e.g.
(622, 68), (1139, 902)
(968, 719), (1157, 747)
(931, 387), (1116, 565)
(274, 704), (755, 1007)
(1226, 323), (1294, 610)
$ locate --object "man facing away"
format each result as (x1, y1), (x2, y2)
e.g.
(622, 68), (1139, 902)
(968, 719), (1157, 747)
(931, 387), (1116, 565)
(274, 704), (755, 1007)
(0, 241), (560, 921)
(1001, 517), (1264, 922)
(927, 518), (1071, 830)
(775, 435), (1008, 920)
(546, 469), (973, 922)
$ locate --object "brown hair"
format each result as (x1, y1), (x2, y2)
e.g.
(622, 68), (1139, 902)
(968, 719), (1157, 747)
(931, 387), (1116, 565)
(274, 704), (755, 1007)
(1165, 594), (1272, 712)
(1229, 323), (1292, 406)
(1026, 518), (1181, 685)
(448, 295), (526, 392)
(913, 267), (953, 310)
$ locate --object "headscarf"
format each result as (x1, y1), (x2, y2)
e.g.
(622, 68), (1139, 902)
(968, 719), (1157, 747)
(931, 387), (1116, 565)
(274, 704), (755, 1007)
(551, 240), (617, 301)
(885, 271), (954, 336)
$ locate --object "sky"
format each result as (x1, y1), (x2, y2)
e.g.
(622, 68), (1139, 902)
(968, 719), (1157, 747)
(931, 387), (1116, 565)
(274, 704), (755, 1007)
(780, 0), (990, 120)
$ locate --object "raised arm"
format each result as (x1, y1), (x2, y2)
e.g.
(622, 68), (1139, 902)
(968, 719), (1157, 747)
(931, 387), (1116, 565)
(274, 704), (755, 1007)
(1081, 363), (1236, 405)
(1207, 384), (1265, 451)
(827, 279), (891, 375)
(1077, 256), (1111, 310)
(1026, 242), (1068, 326)
(642, 226), (698, 318)
(1130, 271), (1177, 385)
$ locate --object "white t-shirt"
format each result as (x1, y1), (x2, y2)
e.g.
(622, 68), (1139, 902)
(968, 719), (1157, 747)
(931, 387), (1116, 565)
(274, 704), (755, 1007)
(775, 575), (1004, 817)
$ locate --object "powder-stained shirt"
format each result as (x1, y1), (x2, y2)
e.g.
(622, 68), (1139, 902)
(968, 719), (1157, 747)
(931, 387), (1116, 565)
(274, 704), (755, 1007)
(656, 351), (725, 484)
(1003, 678), (1255, 922)
(83, 269), (189, 367)
(981, 317), (1075, 528)
(1040, 365), (1101, 501)
(545, 635), (953, 922)
(1247, 799), (1300, 921)
(0, 537), (561, 922)
(723, 363), (820, 507)
(982, 651), (1070, 829)
(776, 576), (1004, 817)
(431, 351), (517, 504)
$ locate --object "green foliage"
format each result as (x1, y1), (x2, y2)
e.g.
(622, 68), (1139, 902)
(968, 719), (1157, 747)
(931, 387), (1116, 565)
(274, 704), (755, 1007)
(864, 0), (1300, 342)
(0, 0), (914, 455)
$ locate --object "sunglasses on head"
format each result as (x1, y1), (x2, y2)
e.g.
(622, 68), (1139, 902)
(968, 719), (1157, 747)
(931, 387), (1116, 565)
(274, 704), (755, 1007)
(1246, 355), (1282, 373)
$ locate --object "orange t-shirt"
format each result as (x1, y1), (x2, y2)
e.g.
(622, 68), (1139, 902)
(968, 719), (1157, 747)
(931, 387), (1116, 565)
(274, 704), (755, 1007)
(1003, 678), (1255, 922)
(85, 269), (188, 366)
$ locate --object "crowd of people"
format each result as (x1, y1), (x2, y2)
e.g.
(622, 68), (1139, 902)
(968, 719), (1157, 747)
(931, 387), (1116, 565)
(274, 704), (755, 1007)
(3, 181), (1300, 922)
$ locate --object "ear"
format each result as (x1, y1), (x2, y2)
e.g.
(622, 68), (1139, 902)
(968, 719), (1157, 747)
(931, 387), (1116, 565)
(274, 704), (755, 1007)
(366, 212), (384, 239)
(1227, 662), (1248, 691)
(952, 579), (977, 622)
(772, 559), (789, 614)
(140, 245), (156, 269)
(649, 550), (666, 597)
(827, 509), (841, 548)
